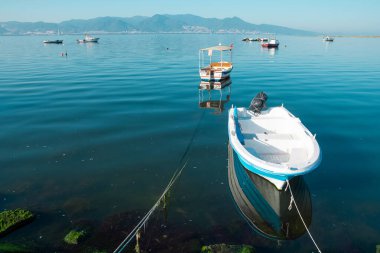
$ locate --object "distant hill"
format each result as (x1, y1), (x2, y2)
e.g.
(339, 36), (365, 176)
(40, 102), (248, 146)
(0, 14), (316, 35)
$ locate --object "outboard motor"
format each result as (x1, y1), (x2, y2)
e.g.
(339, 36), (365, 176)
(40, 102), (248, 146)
(249, 92), (268, 114)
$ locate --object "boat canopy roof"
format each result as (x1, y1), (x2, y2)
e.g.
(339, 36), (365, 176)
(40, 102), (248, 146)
(200, 45), (233, 51)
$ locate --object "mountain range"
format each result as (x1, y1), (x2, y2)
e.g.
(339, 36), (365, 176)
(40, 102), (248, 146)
(0, 14), (316, 35)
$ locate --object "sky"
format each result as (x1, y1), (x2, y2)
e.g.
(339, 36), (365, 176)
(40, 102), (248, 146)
(1, 0), (379, 34)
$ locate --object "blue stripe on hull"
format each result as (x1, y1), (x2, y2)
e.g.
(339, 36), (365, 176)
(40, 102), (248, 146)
(231, 146), (291, 183)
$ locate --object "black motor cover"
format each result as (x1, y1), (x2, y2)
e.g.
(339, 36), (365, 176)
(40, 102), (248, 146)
(249, 92), (268, 114)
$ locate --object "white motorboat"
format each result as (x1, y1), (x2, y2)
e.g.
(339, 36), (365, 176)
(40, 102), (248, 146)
(228, 92), (321, 190)
(262, 39), (280, 48)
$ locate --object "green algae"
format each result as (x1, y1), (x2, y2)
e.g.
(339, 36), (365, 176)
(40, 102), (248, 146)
(64, 229), (87, 245)
(201, 244), (255, 253)
(0, 209), (34, 237)
(0, 242), (30, 253)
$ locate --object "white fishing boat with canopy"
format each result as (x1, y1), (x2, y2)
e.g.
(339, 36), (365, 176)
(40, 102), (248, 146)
(199, 45), (233, 81)
(228, 92), (321, 190)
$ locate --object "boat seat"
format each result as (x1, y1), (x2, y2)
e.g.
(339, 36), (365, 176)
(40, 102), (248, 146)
(244, 139), (288, 155)
(239, 119), (274, 134)
(210, 62), (232, 68)
(243, 138), (312, 164)
(243, 132), (296, 141)
(255, 133), (296, 140)
(260, 138), (305, 152)
(258, 153), (290, 164)
(243, 139), (290, 163)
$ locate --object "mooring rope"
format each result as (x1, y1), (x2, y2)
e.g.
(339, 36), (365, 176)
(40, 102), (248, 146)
(113, 161), (187, 253)
(113, 110), (205, 253)
(286, 179), (322, 253)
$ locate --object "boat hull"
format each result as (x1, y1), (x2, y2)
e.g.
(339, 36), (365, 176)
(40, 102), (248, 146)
(43, 40), (63, 44)
(77, 38), (99, 43)
(199, 67), (232, 81)
(261, 43), (279, 48)
(232, 145), (290, 190)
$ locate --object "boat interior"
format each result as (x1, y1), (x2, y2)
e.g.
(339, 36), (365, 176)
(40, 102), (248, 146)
(236, 108), (314, 168)
(201, 62), (232, 71)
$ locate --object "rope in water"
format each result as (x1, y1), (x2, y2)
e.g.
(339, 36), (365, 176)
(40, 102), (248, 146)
(113, 110), (205, 253)
(113, 161), (187, 253)
(286, 179), (322, 253)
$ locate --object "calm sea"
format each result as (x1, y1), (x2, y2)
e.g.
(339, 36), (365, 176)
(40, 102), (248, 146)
(0, 34), (379, 252)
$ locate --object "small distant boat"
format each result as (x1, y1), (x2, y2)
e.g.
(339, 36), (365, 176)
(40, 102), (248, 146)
(323, 36), (334, 42)
(77, 34), (99, 43)
(43, 40), (63, 44)
(199, 45), (233, 81)
(242, 38), (259, 42)
(228, 92), (321, 190)
(262, 39), (280, 48)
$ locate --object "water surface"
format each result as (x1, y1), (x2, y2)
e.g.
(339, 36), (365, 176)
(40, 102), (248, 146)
(0, 34), (379, 252)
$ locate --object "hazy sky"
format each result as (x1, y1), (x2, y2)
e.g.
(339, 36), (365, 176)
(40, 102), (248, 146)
(1, 0), (379, 34)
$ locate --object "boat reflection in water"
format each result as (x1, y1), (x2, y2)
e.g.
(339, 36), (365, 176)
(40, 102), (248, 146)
(261, 47), (278, 57)
(199, 78), (231, 114)
(228, 144), (312, 240)
(199, 76), (232, 90)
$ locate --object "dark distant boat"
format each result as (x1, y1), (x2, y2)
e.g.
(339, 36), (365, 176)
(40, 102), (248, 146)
(261, 39), (280, 48)
(77, 34), (99, 43)
(43, 40), (63, 44)
(242, 38), (259, 42)
(228, 144), (312, 240)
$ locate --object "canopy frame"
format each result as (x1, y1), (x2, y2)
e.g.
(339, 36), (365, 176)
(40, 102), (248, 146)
(199, 45), (233, 69)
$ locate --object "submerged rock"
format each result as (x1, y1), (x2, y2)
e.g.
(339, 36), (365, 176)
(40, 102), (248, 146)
(201, 243), (255, 253)
(0, 209), (35, 237)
